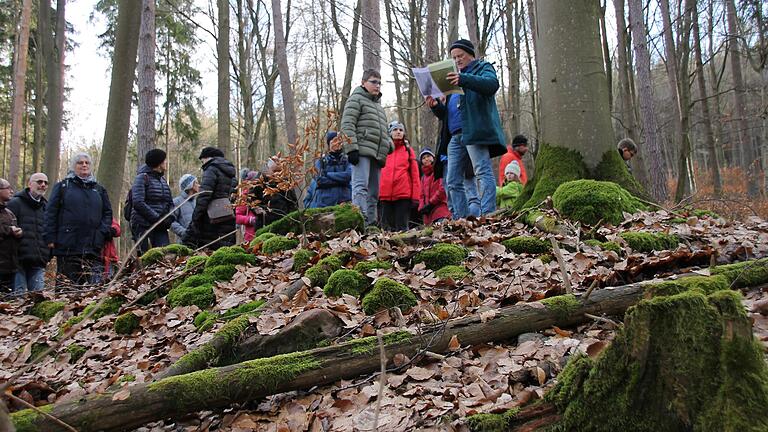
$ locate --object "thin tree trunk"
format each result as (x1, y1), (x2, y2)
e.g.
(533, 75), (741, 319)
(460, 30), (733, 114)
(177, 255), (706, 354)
(237, 0), (255, 167)
(447, 0), (460, 43)
(9, 0), (34, 188)
(361, 0), (380, 71)
(137, 0), (157, 165)
(420, 0), (440, 147)
(628, 0), (667, 202)
(43, 0), (66, 182)
(384, 0), (404, 124)
(271, 0), (299, 146)
(98, 0), (141, 205)
(33, 19), (44, 174)
(218, 0), (231, 158)
(461, 0), (480, 53)
(598, 0), (612, 114)
(505, 0), (521, 138)
(330, 0), (362, 113)
(524, 0), (539, 143)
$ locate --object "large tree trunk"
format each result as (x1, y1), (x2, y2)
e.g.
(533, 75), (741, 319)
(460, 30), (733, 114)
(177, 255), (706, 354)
(9, 0), (33, 188)
(217, 0), (231, 158)
(271, 0), (299, 147)
(361, 0), (380, 71)
(42, 0), (66, 182)
(628, 0), (667, 202)
(330, 0), (362, 113)
(32, 19), (44, 174)
(383, 0), (404, 124)
(447, 0), (460, 43)
(726, 0), (760, 197)
(419, 0), (440, 147)
(136, 0), (156, 165)
(98, 0), (141, 205)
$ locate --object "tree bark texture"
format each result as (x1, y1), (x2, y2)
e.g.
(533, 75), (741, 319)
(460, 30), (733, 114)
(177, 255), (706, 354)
(420, 0), (440, 147)
(361, 0), (380, 71)
(447, 0), (460, 44)
(98, 0), (141, 206)
(504, 0), (521, 138)
(13, 281), (652, 432)
(331, 0), (361, 113)
(236, 0), (255, 166)
(461, 0), (479, 53)
(271, 0), (299, 146)
(32, 21), (44, 174)
(628, 0), (667, 202)
(137, 0), (157, 166)
(217, 0), (231, 158)
(535, 0), (613, 169)
(9, 0), (33, 188)
(43, 0), (66, 182)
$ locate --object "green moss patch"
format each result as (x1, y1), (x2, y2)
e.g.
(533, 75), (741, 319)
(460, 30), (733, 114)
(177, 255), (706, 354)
(221, 300), (265, 320)
(541, 294), (580, 320)
(644, 274), (731, 298)
(140, 244), (193, 266)
(67, 344), (86, 363)
(61, 296), (125, 332)
(205, 246), (256, 268)
(539, 253), (554, 264)
(261, 236), (299, 254)
(255, 204), (364, 236)
(28, 343), (50, 363)
(466, 408), (520, 432)
(114, 312), (141, 335)
(324, 269), (369, 297)
(10, 404), (53, 432)
(434, 265), (469, 280)
(361, 278), (418, 315)
(185, 255), (208, 271)
(167, 284), (215, 309)
(619, 231), (679, 253)
(292, 249), (315, 272)
(711, 258), (768, 288)
(29, 301), (65, 322)
(347, 331), (412, 355)
(692, 208), (721, 219)
(414, 243), (468, 270)
(584, 239), (621, 254)
(250, 232), (277, 248)
(194, 311), (216, 332)
(354, 259), (393, 274)
(206, 264), (237, 281)
(305, 255), (343, 287)
(552, 179), (644, 226)
(502, 236), (551, 254)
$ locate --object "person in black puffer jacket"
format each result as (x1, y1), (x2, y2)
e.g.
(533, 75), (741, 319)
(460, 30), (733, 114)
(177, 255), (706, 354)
(7, 173), (51, 293)
(183, 147), (237, 250)
(44, 152), (113, 286)
(131, 149), (174, 254)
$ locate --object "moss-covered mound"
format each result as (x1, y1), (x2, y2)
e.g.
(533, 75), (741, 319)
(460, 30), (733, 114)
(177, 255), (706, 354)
(414, 243), (468, 270)
(552, 179), (644, 226)
(193, 311), (216, 332)
(539, 253), (554, 264)
(544, 273), (768, 431)
(140, 244), (193, 266)
(466, 408), (520, 432)
(61, 296), (125, 332)
(167, 284), (215, 309)
(361, 278), (418, 315)
(292, 249), (315, 272)
(194, 300), (266, 333)
(29, 301), (65, 322)
(305, 255), (343, 287)
(619, 231), (679, 252)
(584, 239), (621, 254)
(354, 259), (393, 274)
(169, 248), (256, 310)
(434, 265), (469, 280)
(324, 269), (369, 298)
(185, 255), (208, 271)
(541, 294), (580, 320)
(644, 274), (731, 298)
(174, 274), (214, 290)
(67, 344), (86, 363)
(205, 246), (256, 268)
(711, 258), (768, 288)
(255, 204), (364, 236)
(502, 236), (551, 254)
(113, 312), (140, 335)
(261, 236), (299, 255)
(249, 232), (277, 248)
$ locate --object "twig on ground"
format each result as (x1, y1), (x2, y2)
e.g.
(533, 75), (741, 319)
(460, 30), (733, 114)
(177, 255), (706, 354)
(584, 313), (619, 328)
(550, 238), (572, 294)
(583, 279), (600, 302)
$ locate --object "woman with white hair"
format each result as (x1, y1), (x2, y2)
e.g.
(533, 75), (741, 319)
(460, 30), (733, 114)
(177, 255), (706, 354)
(44, 152), (113, 286)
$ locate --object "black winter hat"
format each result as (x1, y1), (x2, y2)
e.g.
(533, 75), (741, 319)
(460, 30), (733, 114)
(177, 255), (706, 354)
(198, 146), (224, 159)
(145, 149), (167, 168)
(326, 131), (338, 146)
(512, 134), (528, 147)
(449, 39), (475, 57)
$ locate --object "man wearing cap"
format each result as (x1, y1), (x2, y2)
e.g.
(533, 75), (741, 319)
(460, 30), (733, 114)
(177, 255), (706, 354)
(307, 131), (352, 208)
(183, 147), (238, 249)
(498, 134), (529, 186)
(425, 38), (506, 219)
(131, 149), (175, 254)
(171, 174), (199, 242)
(7, 173), (50, 293)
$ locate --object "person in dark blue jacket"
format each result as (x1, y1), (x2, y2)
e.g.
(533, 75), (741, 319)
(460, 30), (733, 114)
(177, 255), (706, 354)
(131, 149), (174, 254)
(44, 152), (113, 286)
(307, 131), (352, 208)
(426, 39), (506, 219)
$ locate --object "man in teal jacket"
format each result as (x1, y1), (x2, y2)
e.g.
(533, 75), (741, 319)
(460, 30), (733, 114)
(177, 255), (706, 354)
(426, 39), (506, 218)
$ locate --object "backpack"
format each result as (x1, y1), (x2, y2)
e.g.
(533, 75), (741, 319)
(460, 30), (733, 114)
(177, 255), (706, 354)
(123, 174), (149, 222)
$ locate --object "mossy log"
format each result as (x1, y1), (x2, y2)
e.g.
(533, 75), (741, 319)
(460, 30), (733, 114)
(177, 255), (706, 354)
(16, 262), (768, 431)
(254, 204), (364, 237)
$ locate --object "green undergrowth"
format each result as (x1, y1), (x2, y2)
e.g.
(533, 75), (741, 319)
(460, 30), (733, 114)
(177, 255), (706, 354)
(185, 255), (208, 271)
(541, 294), (580, 320)
(61, 296), (125, 332)
(261, 235), (299, 254)
(113, 312), (140, 335)
(305, 255), (343, 287)
(193, 300), (265, 332)
(619, 231), (679, 253)
(28, 343), (50, 363)
(29, 301), (65, 322)
(553, 179), (645, 226)
(414, 243), (468, 270)
(10, 404), (53, 432)
(255, 204), (364, 236)
(502, 236), (551, 254)
(173, 314), (254, 372)
(347, 331), (413, 355)
(466, 408), (521, 432)
(292, 249), (315, 272)
(539, 253), (554, 264)
(205, 246), (256, 268)
(324, 269), (369, 298)
(584, 239), (621, 254)
(249, 232), (277, 248)
(140, 244), (193, 266)
(434, 265), (469, 280)
(354, 259), (393, 274)
(67, 344), (86, 363)
(361, 278), (418, 315)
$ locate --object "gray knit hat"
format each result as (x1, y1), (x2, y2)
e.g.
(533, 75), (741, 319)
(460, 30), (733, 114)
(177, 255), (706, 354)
(179, 174), (197, 192)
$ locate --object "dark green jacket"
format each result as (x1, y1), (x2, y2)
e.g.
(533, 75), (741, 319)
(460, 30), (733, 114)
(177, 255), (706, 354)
(341, 86), (393, 164)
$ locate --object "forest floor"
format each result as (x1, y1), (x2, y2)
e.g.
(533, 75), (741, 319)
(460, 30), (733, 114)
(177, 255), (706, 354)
(3, 206), (768, 431)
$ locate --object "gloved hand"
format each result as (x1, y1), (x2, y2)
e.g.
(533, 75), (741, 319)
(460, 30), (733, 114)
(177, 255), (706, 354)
(347, 150), (360, 165)
(420, 203), (434, 215)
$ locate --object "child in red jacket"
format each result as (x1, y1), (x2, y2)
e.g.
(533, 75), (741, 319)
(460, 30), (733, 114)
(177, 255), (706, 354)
(379, 121), (421, 231)
(418, 148), (450, 225)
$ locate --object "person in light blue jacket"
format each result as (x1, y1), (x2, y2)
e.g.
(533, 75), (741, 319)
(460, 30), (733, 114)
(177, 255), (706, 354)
(171, 174), (198, 242)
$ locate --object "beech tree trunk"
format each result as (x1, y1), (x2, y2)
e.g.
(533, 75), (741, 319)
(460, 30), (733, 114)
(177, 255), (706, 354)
(217, 0), (231, 158)
(98, 0), (141, 205)
(236, 0), (255, 166)
(271, 0), (299, 146)
(461, 0), (480, 53)
(42, 0), (66, 182)
(32, 21), (44, 174)
(447, 0), (460, 44)
(361, 0), (380, 71)
(9, 0), (33, 188)
(628, 0), (667, 202)
(137, 0), (157, 165)
(505, 0), (521, 138)
(330, 0), (361, 113)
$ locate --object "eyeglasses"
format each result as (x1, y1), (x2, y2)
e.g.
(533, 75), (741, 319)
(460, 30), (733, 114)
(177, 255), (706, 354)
(35, 180), (49, 185)
(367, 79), (382, 86)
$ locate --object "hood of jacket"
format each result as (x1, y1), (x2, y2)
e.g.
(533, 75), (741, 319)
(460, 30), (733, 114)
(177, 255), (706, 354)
(352, 85), (383, 102)
(203, 156), (236, 177)
(13, 189), (46, 210)
(137, 164), (166, 178)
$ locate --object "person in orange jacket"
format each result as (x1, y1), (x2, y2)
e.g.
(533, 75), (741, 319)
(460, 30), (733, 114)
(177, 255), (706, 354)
(379, 121), (421, 231)
(498, 134), (529, 186)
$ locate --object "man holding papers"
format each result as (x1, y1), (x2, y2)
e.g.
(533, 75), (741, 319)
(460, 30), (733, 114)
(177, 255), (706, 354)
(425, 39), (506, 219)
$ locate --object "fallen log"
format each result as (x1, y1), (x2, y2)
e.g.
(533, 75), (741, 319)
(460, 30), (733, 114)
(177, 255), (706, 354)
(14, 259), (768, 432)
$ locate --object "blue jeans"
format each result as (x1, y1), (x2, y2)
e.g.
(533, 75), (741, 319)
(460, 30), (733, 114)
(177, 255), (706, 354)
(132, 226), (171, 255)
(446, 134), (496, 218)
(351, 156), (381, 225)
(13, 266), (45, 294)
(443, 162), (480, 218)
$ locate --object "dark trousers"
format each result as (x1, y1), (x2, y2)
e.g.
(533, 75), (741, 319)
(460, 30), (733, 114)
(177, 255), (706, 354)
(380, 199), (412, 232)
(0, 273), (13, 294)
(56, 255), (100, 286)
(132, 226), (170, 255)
